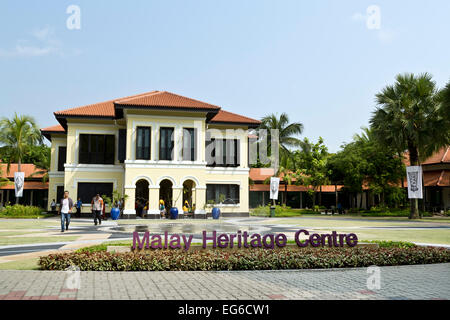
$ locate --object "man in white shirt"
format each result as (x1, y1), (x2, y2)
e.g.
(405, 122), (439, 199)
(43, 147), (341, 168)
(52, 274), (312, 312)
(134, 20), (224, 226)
(91, 194), (104, 226)
(59, 191), (73, 232)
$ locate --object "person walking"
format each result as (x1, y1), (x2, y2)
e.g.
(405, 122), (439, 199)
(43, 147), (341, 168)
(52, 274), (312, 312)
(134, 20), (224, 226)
(91, 194), (104, 226)
(50, 199), (56, 214)
(59, 191), (73, 232)
(159, 199), (166, 219)
(76, 198), (82, 218)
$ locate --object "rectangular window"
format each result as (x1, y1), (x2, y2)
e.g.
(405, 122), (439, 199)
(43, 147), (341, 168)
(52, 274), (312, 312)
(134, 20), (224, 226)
(118, 129), (127, 163)
(77, 182), (113, 204)
(159, 127), (174, 160)
(206, 184), (240, 204)
(57, 146), (67, 172)
(136, 127), (151, 160)
(182, 128), (196, 161)
(206, 139), (240, 167)
(79, 134), (115, 164)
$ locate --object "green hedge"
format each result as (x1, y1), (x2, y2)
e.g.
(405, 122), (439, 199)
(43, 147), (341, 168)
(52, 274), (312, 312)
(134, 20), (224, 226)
(0, 205), (45, 218)
(250, 205), (304, 217)
(39, 246), (450, 271)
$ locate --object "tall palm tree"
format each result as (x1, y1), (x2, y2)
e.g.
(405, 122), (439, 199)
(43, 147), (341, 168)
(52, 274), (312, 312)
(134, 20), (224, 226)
(370, 73), (449, 219)
(0, 113), (42, 203)
(260, 113), (304, 170)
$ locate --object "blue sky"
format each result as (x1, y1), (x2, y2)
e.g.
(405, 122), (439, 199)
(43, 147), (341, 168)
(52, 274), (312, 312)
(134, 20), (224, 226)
(0, 0), (449, 152)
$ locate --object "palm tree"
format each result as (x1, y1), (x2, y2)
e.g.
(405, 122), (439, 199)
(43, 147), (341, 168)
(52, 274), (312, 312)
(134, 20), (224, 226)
(370, 73), (449, 219)
(0, 113), (42, 203)
(0, 169), (9, 188)
(30, 155), (50, 183)
(260, 113), (304, 170)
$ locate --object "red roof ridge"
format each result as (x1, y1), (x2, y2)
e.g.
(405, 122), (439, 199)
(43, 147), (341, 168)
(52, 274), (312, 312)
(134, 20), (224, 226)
(114, 90), (162, 104)
(437, 170), (445, 186)
(442, 147), (449, 163)
(116, 90), (221, 109)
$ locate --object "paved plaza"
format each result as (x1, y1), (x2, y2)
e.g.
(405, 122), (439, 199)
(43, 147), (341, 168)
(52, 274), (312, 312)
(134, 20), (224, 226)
(0, 216), (449, 300)
(0, 263), (448, 300)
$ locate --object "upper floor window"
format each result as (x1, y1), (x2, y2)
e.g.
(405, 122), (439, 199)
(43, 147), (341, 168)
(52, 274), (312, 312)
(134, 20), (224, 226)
(182, 128), (196, 161)
(79, 134), (115, 165)
(159, 127), (174, 160)
(136, 127), (151, 160)
(206, 139), (240, 167)
(57, 146), (66, 172)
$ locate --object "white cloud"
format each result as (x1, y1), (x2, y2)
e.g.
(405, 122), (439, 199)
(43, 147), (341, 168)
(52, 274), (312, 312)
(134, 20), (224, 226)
(0, 26), (62, 58)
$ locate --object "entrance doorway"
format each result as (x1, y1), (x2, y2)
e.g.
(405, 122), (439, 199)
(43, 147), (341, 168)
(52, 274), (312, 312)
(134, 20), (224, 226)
(182, 179), (196, 210)
(159, 179), (173, 209)
(135, 179), (149, 217)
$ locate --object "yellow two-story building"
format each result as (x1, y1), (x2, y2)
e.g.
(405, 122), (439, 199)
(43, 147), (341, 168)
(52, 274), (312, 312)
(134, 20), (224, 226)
(41, 91), (260, 218)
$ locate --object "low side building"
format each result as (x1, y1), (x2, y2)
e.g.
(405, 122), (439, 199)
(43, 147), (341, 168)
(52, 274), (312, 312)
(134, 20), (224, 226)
(0, 163), (48, 207)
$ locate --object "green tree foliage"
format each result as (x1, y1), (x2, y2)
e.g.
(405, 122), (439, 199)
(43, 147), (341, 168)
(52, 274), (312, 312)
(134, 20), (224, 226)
(0, 113), (42, 172)
(328, 127), (405, 209)
(259, 112), (303, 169)
(294, 137), (330, 209)
(370, 73), (449, 218)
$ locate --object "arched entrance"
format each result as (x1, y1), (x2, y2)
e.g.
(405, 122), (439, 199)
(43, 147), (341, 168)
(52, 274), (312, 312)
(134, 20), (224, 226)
(183, 179), (196, 210)
(135, 179), (149, 217)
(159, 179), (173, 209)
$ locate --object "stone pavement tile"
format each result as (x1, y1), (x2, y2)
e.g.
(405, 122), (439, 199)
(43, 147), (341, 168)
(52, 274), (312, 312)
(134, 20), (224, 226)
(40, 295), (60, 300)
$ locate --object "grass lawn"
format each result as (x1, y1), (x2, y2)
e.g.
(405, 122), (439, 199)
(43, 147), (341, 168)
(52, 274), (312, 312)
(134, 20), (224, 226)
(354, 229), (450, 245)
(0, 236), (78, 246)
(0, 257), (39, 270)
(250, 206), (443, 218)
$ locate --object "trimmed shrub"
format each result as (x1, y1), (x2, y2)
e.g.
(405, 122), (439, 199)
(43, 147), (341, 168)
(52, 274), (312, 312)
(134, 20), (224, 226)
(0, 204), (45, 217)
(39, 246), (450, 271)
(250, 205), (302, 217)
(362, 240), (416, 248)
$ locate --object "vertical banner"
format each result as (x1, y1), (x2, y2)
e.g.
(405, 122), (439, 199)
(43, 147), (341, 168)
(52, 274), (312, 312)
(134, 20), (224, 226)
(270, 177), (280, 200)
(14, 172), (25, 197)
(406, 166), (423, 199)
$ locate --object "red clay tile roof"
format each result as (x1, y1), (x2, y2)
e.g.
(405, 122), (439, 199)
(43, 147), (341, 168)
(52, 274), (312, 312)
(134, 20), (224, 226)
(422, 170), (450, 187)
(54, 98), (116, 117)
(250, 168), (276, 181)
(0, 163), (45, 179)
(40, 124), (65, 133)
(403, 146), (450, 166)
(422, 147), (450, 164)
(0, 181), (48, 190)
(210, 110), (261, 125)
(54, 91), (220, 118)
(116, 91), (220, 110)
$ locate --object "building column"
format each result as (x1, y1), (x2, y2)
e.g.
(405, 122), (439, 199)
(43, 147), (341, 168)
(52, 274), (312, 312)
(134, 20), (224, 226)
(194, 186), (206, 219)
(191, 187), (197, 209)
(123, 187), (136, 218)
(148, 185), (160, 219)
(30, 190), (34, 206)
(173, 186), (184, 217)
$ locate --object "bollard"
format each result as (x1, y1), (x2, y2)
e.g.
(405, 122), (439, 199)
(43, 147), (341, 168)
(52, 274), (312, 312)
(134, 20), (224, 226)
(270, 206), (275, 217)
